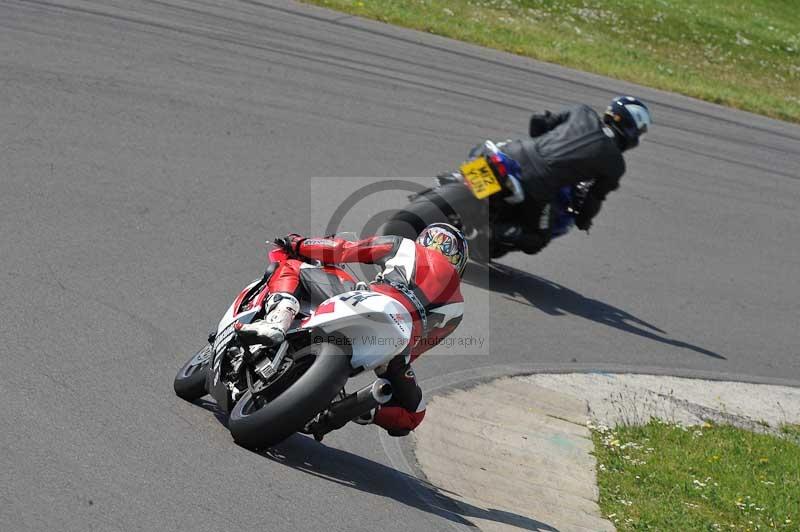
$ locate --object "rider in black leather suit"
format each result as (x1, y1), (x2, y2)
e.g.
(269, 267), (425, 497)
(495, 96), (652, 254)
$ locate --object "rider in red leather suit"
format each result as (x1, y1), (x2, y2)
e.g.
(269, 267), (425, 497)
(238, 224), (468, 437)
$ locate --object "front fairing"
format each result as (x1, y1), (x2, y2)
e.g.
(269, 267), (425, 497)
(207, 279), (264, 411)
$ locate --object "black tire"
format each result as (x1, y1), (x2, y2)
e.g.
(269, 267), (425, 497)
(228, 339), (351, 449)
(379, 197), (449, 239)
(173, 345), (212, 401)
(380, 183), (495, 262)
(379, 183), (481, 240)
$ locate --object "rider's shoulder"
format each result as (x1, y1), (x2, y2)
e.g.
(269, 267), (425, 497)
(423, 246), (462, 277)
(568, 103), (601, 121)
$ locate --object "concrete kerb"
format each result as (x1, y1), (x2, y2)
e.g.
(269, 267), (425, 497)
(379, 364), (800, 532)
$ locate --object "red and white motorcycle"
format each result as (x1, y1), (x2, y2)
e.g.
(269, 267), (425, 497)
(173, 241), (411, 449)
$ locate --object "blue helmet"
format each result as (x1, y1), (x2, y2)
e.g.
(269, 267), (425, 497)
(603, 96), (651, 151)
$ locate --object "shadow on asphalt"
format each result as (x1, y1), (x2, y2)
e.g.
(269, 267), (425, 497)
(194, 398), (229, 428)
(262, 433), (559, 532)
(463, 262), (725, 360)
(193, 401), (556, 529)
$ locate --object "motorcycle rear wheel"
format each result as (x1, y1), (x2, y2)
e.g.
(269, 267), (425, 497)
(228, 337), (351, 449)
(173, 345), (212, 401)
(379, 183), (478, 239)
(380, 183), (494, 261)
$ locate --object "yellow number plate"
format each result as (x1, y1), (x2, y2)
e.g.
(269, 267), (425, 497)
(459, 157), (502, 199)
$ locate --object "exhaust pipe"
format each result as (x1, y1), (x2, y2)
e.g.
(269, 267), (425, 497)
(367, 377), (393, 405)
(316, 379), (393, 433)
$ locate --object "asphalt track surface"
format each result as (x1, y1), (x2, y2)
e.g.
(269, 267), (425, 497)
(2, 1), (799, 531)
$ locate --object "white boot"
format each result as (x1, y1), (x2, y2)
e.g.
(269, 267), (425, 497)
(238, 293), (299, 346)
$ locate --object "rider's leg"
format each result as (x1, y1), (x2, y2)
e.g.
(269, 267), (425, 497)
(237, 260), (302, 346)
(494, 200), (553, 255)
(237, 292), (299, 345)
(266, 258), (303, 294)
(360, 355), (426, 436)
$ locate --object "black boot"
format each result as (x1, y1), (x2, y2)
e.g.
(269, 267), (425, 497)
(493, 223), (549, 255)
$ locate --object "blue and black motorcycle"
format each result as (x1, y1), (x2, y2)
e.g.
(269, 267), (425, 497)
(379, 141), (591, 262)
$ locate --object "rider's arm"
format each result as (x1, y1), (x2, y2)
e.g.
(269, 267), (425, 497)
(577, 162), (626, 230)
(529, 109), (571, 137)
(297, 235), (405, 266)
(586, 178), (617, 202)
(586, 153), (626, 201)
(296, 235), (419, 285)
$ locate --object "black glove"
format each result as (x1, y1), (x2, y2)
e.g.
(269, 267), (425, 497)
(273, 234), (304, 256)
(529, 111), (554, 137)
(575, 193), (602, 232)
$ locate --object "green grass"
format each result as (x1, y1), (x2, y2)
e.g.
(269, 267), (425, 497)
(590, 419), (800, 530)
(304, 0), (800, 122)
(781, 424), (800, 445)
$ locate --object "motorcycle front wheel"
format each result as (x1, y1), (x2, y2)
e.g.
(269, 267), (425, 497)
(173, 345), (212, 401)
(228, 336), (351, 449)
